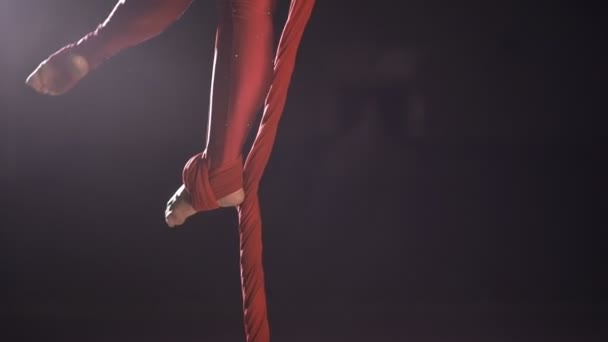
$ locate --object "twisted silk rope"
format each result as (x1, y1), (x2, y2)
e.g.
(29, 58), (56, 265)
(237, 1), (315, 341)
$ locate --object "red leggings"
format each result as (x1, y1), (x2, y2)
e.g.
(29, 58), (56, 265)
(69, 0), (275, 209)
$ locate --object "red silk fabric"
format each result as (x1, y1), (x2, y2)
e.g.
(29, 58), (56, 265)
(182, 152), (243, 211)
(238, 2), (315, 339)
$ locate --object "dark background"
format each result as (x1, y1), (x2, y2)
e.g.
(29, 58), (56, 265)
(1, 0), (606, 341)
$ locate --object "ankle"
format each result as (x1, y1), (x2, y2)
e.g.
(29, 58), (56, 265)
(217, 188), (245, 207)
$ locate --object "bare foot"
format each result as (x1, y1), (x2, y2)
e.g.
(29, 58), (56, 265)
(25, 51), (90, 96)
(165, 185), (245, 228)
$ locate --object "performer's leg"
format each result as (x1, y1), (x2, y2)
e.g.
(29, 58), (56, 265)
(206, 0), (275, 170)
(165, 0), (275, 227)
(26, 0), (193, 95)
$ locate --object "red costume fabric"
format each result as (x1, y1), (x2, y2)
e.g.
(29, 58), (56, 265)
(42, 0), (315, 340)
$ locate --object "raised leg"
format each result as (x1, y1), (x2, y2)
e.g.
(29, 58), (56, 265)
(26, 0), (193, 95)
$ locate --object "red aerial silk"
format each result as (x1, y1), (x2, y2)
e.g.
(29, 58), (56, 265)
(236, 2), (315, 340)
(41, 0), (315, 341)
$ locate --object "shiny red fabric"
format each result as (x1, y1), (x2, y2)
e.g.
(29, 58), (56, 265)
(238, 3), (315, 339)
(43, 1), (315, 341)
(182, 152), (243, 211)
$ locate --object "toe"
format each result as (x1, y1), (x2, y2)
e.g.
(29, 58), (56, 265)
(165, 210), (175, 227)
(165, 211), (183, 228)
(25, 70), (43, 92)
(165, 205), (184, 228)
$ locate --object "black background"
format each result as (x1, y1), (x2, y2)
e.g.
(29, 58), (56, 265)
(1, 0), (606, 341)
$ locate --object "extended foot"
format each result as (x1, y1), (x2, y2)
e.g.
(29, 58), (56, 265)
(25, 50), (90, 96)
(165, 185), (245, 228)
